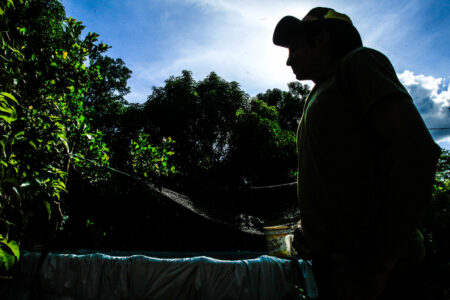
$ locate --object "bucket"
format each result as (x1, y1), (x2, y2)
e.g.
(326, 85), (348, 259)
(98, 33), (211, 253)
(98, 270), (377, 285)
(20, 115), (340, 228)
(263, 225), (297, 258)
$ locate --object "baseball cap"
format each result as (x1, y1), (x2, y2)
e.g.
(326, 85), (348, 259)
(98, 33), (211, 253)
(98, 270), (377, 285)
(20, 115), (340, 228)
(273, 7), (354, 48)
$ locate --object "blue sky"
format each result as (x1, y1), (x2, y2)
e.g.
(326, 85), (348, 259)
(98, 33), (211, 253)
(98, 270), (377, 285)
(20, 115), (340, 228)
(61, 0), (450, 149)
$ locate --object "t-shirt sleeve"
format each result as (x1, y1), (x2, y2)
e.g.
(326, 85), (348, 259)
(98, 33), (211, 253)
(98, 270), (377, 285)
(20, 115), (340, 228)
(337, 48), (411, 118)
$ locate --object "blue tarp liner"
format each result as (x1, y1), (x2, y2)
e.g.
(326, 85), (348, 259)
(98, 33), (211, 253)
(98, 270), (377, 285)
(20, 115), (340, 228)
(2, 251), (318, 299)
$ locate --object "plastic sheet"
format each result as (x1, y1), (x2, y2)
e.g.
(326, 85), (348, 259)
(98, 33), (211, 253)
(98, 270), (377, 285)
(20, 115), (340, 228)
(2, 252), (318, 300)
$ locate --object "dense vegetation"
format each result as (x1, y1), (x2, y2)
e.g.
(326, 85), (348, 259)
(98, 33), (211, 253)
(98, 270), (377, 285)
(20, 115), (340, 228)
(0, 0), (178, 265)
(0, 0), (449, 298)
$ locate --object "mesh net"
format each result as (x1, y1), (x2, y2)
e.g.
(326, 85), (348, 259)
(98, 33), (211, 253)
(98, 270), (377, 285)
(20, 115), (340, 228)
(145, 180), (300, 235)
(70, 153), (300, 236)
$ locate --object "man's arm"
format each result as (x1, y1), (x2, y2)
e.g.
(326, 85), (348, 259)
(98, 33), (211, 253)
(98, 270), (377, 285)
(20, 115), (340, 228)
(368, 94), (441, 269)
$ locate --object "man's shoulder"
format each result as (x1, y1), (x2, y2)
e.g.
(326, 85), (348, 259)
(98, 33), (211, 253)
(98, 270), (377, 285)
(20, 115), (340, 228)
(338, 47), (396, 80)
(348, 46), (383, 54)
(341, 47), (390, 66)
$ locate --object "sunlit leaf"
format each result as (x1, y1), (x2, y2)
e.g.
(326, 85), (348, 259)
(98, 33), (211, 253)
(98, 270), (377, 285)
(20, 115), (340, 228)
(0, 248), (14, 271)
(0, 106), (14, 114)
(3, 240), (19, 261)
(11, 186), (21, 200)
(20, 181), (31, 188)
(0, 92), (18, 103)
(14, 131), (25, 138)
(43, 201), (51, 220)
(0, 115), (15, 123)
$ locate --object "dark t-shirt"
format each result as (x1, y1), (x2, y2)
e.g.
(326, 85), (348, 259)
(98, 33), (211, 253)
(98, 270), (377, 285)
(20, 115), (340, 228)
(296, 47), (424, 264)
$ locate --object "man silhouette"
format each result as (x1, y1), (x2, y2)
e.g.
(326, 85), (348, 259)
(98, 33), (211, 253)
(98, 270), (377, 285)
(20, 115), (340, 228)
(273, 7), (441, 300)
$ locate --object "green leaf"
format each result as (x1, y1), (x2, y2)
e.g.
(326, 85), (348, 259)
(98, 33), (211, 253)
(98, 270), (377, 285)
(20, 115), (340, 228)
(53, 181), (66, 190)
(0, 106), (14, 114)
(86, 219), (95, 227)
(0, 115), (16, 123)
(0, 248), (14, 270)
(3, 240), (19, 261)
(43, 201), (51, 220)
(61, 139), (69, 152)
(0, 92), (17, 103)
(29, 140), (37, 149)
(14, 131), (25, 138)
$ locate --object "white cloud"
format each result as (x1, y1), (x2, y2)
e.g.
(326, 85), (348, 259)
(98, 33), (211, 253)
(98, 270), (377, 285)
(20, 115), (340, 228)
(398, 70), (450, 146)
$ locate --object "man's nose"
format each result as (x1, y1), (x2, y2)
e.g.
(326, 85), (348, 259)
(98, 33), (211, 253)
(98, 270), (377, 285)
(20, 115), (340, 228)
(286, 55), (292, 66)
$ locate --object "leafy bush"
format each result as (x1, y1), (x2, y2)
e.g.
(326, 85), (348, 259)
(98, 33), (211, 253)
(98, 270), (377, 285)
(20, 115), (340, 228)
(422, 149), (450, 299)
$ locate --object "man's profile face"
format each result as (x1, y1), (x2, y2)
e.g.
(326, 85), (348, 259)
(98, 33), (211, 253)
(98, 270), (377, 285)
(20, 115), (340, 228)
(286, 36), (318, 81)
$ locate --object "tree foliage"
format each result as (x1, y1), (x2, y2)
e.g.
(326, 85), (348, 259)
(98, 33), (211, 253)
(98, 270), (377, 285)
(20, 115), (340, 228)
(0, 0), (114, 253)
(228, 98), (297, 185)
(129, 133), (176, 180)
(143, 71), (249, 185)
(256, 81), (309, 132)
(143, 71), (306, 187)
(0, 0), (175, 270)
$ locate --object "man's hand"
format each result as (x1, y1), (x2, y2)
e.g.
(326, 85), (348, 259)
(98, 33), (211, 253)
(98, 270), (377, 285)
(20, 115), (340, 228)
(292, 220), (313, 259)
(329, 254), (393, 300)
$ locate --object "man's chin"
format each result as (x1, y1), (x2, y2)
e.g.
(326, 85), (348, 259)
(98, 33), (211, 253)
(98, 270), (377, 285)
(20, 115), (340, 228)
(295, 73), (312, 82)
(295, 74), (304, 80)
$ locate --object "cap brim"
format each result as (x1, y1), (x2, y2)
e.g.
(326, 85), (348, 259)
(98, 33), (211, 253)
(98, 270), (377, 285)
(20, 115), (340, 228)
(273, 16), (305, 47)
